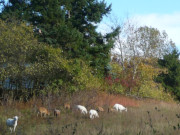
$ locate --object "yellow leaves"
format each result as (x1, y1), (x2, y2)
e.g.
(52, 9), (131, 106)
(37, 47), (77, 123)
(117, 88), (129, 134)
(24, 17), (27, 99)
(111, 62), (123, 74)
(139, 59), (162, 81)
(71, 61), (102, 91)
(0, 20), (36, 61)
(138, 82), (173, 101)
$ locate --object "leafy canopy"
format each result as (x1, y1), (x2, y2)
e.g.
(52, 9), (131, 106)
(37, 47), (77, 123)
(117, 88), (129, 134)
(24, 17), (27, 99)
(0, 0), (120, 76)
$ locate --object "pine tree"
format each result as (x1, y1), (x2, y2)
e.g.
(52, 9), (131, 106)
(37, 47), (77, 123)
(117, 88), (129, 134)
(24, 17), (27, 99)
(0, 0), (120, 76)
(0, 0), (28, 20)
(156, 49), (180, 100)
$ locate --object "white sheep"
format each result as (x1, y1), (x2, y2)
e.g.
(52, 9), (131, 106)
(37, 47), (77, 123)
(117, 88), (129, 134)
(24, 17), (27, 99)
(89, 109), (99, 119)
(113, 103), (127, 112)
(76, 105), (88, 115)
(6, 116), (18, 132)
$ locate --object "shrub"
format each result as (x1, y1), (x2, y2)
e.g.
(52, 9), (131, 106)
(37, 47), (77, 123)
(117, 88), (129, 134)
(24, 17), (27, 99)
(136, 81), (173, 101)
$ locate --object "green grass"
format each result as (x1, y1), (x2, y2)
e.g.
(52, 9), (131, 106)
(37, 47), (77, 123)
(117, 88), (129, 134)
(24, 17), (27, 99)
(0, 100), (180, 135)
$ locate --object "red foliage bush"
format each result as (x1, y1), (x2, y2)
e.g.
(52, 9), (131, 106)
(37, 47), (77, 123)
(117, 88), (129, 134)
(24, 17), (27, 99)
(120, 76), (137, 89)
(105, 75), (120, 86)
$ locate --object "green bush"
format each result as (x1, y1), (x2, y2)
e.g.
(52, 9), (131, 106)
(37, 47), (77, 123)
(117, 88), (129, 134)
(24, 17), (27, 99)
(136, 81), (173, 101)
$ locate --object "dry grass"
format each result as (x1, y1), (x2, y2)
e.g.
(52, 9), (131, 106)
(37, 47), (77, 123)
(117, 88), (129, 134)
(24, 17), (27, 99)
(95, 92), (139, 107)
(0, 92), (180, 135)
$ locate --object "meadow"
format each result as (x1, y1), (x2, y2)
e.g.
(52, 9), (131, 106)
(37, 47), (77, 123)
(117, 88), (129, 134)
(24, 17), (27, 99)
(0, 92), (180, 135)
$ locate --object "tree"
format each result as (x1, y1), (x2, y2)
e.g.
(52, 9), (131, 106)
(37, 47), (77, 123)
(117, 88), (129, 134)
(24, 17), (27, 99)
(0, 20), (38, 89)
(136, 26), (175, 58)
(156, 49), (180, 100)
(0, 19), (101, 98)
(0, 0), (29, 20)
(112, 19), (175, 67)
(0, 0), (120, 76)
(111, 18), (175, 93)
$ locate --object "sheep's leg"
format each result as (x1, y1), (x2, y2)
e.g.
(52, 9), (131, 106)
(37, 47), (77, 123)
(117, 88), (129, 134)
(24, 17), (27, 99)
(14, 125), (16, 132)
(9, 127), (12, 132)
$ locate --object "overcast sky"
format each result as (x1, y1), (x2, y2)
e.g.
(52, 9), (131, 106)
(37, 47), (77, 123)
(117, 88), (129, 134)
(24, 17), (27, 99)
(98, 0), (180, 49)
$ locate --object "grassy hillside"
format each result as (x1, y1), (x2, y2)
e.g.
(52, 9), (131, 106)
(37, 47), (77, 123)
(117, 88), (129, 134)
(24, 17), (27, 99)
(0, 92), (180, 135)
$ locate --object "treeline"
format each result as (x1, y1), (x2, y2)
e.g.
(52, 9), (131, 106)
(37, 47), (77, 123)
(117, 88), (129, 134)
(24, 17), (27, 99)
(0, 0), (179, 101)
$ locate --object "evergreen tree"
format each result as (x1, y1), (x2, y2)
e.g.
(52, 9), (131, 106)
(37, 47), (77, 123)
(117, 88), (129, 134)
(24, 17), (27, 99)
(0, 0), (28, 20)
(156, 49), (180, 100)
(0, 0), (119, 76)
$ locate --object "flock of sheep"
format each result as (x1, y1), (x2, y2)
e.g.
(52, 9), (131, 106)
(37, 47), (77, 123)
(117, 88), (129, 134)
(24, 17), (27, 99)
(6, 103), (127, 133)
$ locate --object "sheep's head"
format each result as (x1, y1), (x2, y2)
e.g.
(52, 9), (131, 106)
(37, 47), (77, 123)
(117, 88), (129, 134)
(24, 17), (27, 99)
(14, 116), (18, 121)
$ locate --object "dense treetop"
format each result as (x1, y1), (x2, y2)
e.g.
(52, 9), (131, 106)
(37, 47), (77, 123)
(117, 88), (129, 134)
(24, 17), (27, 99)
(0, 0), (120, 76)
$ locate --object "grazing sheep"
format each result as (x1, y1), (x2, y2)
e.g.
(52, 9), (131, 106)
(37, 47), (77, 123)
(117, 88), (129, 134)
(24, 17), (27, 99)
(54, 109), (61, 117)
(6, 116), (18, 132)
(76, 105), (88, 115)
(113, 103), (127, 112)
(37, 107), (50, 117)
(64, 103), (71, 110)
(96, 106), (104, 112)
(108, 107), (116, 113)
(89, 109), (99, 119)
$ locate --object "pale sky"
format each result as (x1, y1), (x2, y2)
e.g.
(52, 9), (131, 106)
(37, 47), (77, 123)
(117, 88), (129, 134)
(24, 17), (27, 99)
(98, 0), (180, 49)
(1, 0), (180, 49)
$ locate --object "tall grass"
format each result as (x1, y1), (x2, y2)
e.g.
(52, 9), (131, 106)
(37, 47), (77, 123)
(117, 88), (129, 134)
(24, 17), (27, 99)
(0, 93), (180, 135)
